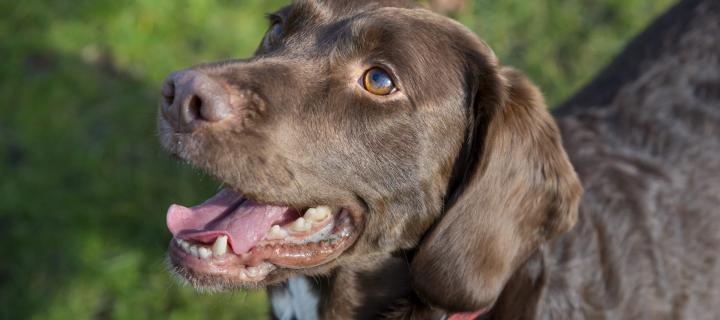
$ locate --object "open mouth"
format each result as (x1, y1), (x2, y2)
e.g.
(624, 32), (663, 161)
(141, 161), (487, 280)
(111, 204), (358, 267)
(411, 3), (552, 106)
(166, 188), (358, 286)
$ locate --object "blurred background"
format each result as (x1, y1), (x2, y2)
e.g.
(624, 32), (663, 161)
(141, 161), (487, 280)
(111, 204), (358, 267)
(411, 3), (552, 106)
(0, 0), (674, 319)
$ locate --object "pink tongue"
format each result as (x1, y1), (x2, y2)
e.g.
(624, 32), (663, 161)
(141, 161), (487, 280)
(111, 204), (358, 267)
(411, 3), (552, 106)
(166, 188), (297, 254)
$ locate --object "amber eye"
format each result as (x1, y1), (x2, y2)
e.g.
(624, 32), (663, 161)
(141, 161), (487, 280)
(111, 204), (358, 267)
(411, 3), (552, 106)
(363, 68), (396, 95)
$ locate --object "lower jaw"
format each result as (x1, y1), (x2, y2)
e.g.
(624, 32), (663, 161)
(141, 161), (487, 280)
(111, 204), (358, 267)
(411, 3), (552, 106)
(167, 220), (358, 286)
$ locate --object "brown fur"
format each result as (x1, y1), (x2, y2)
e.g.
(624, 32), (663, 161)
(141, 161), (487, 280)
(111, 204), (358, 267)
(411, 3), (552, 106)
(411, 67), (581, 312)
(158, 0), (720, 319)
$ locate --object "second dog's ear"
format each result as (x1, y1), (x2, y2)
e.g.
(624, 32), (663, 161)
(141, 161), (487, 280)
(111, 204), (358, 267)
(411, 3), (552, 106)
(411, 64), (582, 312)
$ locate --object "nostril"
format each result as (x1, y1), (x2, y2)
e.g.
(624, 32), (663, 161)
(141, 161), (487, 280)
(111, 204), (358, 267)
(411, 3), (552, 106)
(162, 70), (231, 129)
(187, 95), (203, 121)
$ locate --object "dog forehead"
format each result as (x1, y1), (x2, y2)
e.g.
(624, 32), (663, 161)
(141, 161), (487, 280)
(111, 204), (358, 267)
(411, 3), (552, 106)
(282, 0), (421, 32)
(279, 0), (463, 51)
(299, 7), (460, 60)
(273, 5), (451, 62)
(292, 0), (417, 14)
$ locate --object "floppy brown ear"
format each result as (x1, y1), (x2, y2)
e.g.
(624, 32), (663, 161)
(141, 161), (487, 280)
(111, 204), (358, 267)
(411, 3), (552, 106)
(410, 67), (582, 312)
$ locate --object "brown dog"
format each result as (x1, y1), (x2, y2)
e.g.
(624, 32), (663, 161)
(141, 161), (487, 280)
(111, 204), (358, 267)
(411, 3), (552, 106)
(157, 0), (720, 319)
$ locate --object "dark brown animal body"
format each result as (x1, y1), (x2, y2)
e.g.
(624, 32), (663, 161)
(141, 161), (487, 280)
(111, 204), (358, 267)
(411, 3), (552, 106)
(157, 0), (720, 319)
(525, 0), (720, 318)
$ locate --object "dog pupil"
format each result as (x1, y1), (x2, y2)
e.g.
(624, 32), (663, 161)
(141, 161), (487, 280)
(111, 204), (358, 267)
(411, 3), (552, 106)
(371, 70), (391, 88)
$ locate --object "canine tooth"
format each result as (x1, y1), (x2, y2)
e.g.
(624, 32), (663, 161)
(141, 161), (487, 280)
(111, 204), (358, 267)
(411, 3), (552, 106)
(266, 225), (289, 240)
(180, 240), (191, 251)
(213, 235), (228, 256)
(289, 217), (311, 232)
(304, 206), (331, 221)
(199, 247), (212, 259)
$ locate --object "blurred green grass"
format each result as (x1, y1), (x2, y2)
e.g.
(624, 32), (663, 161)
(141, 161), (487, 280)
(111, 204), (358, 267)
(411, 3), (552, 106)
(0, 0), (672, 319)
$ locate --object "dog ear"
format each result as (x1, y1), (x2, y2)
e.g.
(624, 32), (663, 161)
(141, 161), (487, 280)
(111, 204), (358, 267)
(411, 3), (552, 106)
(410, 66), (582, 312)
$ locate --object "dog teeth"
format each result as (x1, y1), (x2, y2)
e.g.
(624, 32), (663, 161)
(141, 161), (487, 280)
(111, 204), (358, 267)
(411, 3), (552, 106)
(177, 238), (191, 251)
(263, 206), (333, 240)
(199, 247), (212, 259)
(212, 235), (228, 256)
(176, 238), (217, 260)
(238, 262), (276, 280)
(245, 266), (260, 277)
(189, 245), (200, 257)
(289, 217), (311, 232)
(304, 206), (331, 221)
(266, 225), (289, 240)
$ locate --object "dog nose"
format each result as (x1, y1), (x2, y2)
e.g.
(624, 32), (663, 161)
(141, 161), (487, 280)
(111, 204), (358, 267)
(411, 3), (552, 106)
(161, 70), (231, 131)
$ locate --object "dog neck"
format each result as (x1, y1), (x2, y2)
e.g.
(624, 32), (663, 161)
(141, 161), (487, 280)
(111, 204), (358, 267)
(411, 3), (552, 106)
(268, 255), (498, 319)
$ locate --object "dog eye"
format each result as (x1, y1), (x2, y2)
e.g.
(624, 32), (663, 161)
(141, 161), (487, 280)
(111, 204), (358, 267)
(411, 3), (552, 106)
(270, 22), (283, 38)
(363, 68), (396, 96)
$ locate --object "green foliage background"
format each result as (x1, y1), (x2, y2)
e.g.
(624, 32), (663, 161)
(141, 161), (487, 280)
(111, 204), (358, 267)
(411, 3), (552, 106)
(0, 0), (672, 319)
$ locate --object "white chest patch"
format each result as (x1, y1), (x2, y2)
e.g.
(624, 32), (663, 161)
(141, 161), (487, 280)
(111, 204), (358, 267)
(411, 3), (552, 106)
(270, 276), (320, 320)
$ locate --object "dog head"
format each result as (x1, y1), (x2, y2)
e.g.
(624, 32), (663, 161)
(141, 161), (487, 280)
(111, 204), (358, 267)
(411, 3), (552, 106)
(158, 0), (581, 312)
